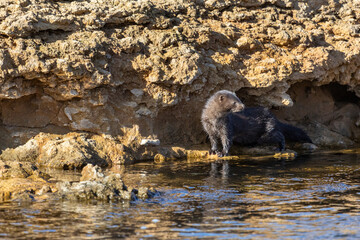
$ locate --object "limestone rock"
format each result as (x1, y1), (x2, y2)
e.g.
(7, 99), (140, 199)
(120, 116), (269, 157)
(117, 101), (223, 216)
(0, 0), (359, 150)
(0, 162), (158, 202)
(273, 82), (359, 148)
(0, 132), (135, 169)
(57, 163), (157, 201)
(80, 163), (105, 181)
(0, 164), (54, 202)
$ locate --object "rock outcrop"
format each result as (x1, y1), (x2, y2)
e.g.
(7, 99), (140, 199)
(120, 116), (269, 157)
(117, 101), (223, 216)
(0, 0), (359, 150)
(4, 0), (360, 203)
(57, 164), (158, 201)
(0, 161), (158, 202)
(0, 132), (129, 168)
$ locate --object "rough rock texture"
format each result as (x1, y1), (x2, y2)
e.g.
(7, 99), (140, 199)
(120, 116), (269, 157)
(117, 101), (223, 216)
(0, 159), (54, 201)
(0, 162), (157, 202)
(0, 130), (215, 168)
(0, 132), (141, 169)
(273, 82), (360, 147)
(0, 0), (359, 151)
(57, 164), (158, 201)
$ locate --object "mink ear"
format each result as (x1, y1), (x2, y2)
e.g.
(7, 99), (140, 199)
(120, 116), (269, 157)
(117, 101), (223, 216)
(219, 95), (224, 101)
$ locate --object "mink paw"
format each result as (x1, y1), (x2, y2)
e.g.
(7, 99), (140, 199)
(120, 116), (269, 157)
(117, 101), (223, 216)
(217, 151), (229, 158)
(209, 149), (219, 155)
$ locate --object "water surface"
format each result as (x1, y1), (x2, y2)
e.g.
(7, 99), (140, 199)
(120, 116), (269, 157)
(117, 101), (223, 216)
(1, 153), (359, 239)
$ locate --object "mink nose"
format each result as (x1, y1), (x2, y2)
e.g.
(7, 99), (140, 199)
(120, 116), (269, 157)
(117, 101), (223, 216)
(235, 103), (245, 112)
(239, 103), (245, 110)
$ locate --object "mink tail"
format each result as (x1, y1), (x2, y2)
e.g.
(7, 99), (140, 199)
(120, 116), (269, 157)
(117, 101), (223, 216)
(276, 121), (312, 143)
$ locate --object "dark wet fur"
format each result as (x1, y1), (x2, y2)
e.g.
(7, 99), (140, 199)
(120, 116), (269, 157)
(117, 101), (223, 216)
(230, 107), (312, 150)
(201, 91), (312, 157)
(201, 90), (245, 157)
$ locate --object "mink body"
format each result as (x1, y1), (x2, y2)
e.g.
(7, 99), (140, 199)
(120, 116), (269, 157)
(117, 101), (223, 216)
(201, 90), (312, 157)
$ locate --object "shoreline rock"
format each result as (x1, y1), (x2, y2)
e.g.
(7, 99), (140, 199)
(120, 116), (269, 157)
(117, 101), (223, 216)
(57, 164), (158, 202)
(0, 130), (359, 202)
(0, 0), (359, 150)
(0, 0), (360, 203)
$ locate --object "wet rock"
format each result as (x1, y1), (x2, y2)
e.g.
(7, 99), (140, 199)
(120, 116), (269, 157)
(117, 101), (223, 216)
(36, 185), (52, 195)
(300, 143), (318, 151)
(0, 174), (55, 202)
(57, 164), (157, 202)
(0, 161), (158, 202)
(231, 146), (298, 156)
(0, 156), (55, 202)
(0, 160), (38, 179)
(0, 160), (10, 179)
(80, 164), (105, 181)
(137, 187), (158, 199)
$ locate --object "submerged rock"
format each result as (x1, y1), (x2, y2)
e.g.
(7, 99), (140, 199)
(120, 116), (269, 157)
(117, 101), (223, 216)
(0, 157), (55, 202)
(0, 163), (158, 202)
(80, 164), (105, 181)
(0, 172), (54, 202)
(57, 164), (158, 202)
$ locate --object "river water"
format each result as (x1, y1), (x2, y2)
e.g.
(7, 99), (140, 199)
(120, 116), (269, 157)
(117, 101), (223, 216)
(0, 152), (359, 239)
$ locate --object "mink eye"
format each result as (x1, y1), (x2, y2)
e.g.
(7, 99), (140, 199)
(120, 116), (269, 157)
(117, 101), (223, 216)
(233, 101), (236, 105)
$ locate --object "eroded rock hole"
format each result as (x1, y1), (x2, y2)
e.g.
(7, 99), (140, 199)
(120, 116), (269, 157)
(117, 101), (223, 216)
(274, 81), (360, 144)
(327, 82), (359, 105)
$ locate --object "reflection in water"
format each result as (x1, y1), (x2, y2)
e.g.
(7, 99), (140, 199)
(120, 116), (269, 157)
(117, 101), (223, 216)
(0, 153), (360, 239)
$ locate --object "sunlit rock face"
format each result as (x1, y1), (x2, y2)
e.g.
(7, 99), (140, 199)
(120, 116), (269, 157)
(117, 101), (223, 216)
(0, 0), (359, 149)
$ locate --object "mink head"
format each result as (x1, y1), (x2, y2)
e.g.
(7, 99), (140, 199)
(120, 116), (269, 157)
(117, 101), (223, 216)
(215, 90), (245, 113)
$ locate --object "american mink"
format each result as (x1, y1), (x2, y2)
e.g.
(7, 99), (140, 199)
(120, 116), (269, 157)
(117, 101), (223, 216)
(201, 90), (312, 157)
